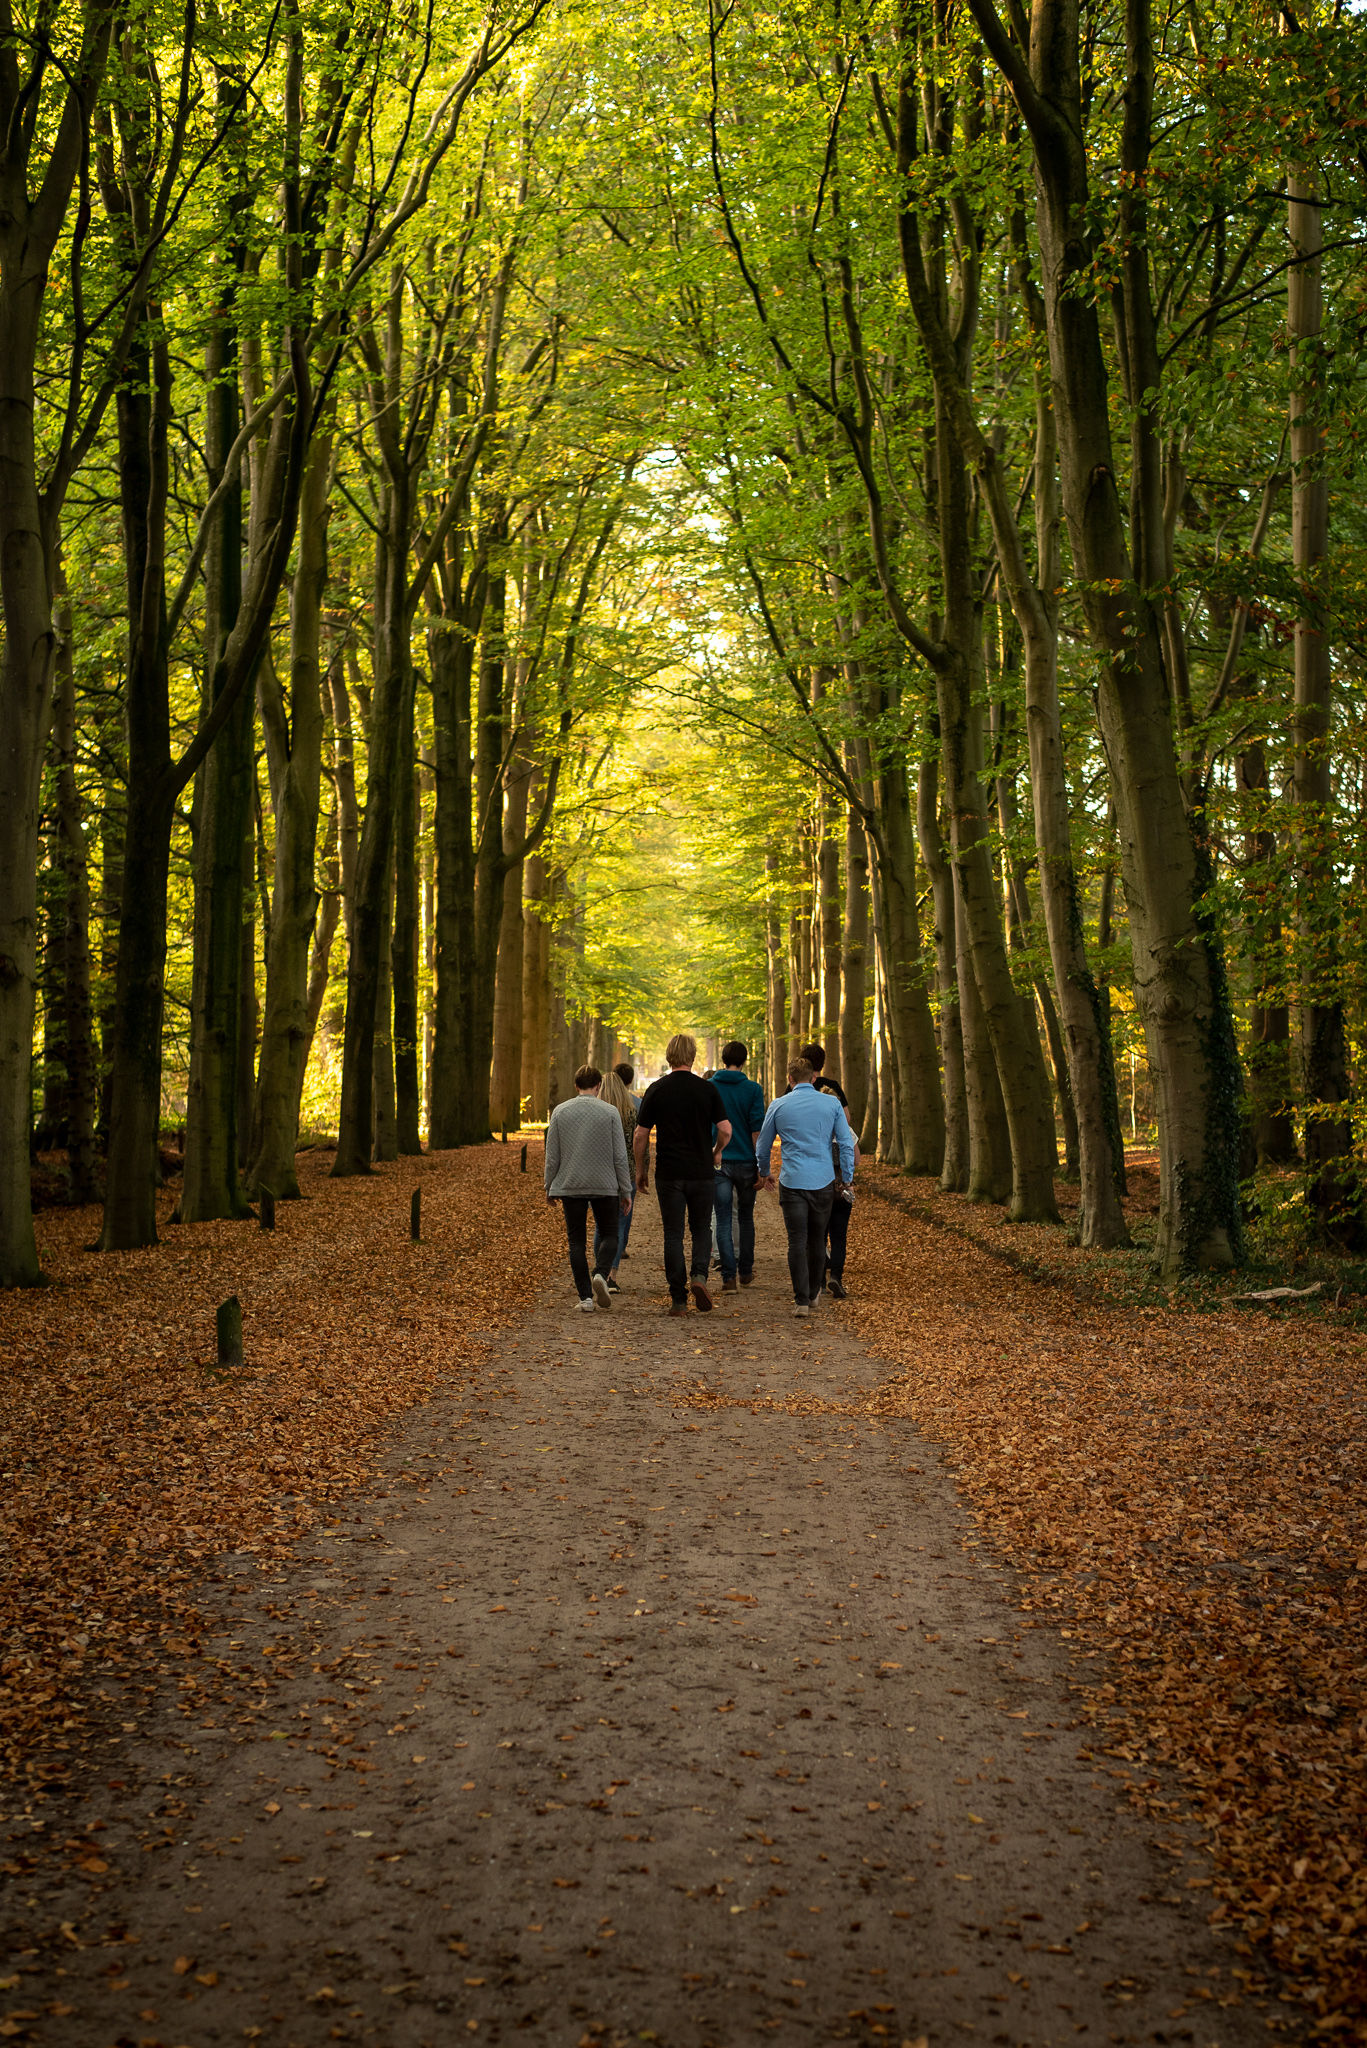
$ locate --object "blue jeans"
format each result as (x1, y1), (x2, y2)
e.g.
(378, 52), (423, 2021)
(594, 1196), (633, 1273)
(713, 1163), (758, 1281)
(779, 1180), (836, 1304)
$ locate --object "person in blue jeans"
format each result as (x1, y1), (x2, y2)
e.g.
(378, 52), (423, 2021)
(710, 1040), (766, 1291)
(756, 1057), (856, 1318)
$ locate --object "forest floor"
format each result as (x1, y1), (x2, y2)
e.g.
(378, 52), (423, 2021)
(0, 1146), (1361, 2045)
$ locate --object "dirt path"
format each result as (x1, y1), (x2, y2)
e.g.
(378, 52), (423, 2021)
(9, 1187), (1263, 2048)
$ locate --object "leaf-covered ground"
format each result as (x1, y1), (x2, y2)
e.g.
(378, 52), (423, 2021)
(852, 1165), (1367, 2039)
(5, 1142), (1364, 2037)
(1, 1146), (561, 1792)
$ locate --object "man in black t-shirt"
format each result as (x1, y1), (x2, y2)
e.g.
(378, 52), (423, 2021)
(633, 1032), (732, 1315)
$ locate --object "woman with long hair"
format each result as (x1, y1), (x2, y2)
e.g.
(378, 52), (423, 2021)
(595, 1070), (637, 1290)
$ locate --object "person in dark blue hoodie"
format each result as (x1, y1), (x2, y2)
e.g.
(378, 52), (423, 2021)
(710, 1041), (767, 1290)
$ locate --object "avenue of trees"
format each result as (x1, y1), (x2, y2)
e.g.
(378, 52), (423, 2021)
(6, 0), (1367, 1288)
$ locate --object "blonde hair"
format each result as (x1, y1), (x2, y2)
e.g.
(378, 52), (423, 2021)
(599, 1069), (636, 1133)
(666, 1031), (697, 1068)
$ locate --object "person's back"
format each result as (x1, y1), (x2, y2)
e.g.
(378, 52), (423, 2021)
(709, 1041), (766, 1289)
(633, 1032), (730, 1314)
(711, 1064), (765, 1164)
(545, 1092), (631, 1196)
(636, 1069), (725, 1181)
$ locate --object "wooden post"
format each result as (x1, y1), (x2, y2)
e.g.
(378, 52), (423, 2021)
(410, 1187), (422, 1241)
(501, 1123), (508, 1143)
(216, 1296), (243, 1369)
(258, 1187), (275, 1232)
(520, 1143), (527, 1172)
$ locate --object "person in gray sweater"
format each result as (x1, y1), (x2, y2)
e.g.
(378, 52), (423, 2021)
(544, 1065), (634, 1310)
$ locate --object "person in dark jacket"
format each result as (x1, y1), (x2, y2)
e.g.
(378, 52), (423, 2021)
(710, 1040), (767, 1290)
(798, 1040), (858, 1299)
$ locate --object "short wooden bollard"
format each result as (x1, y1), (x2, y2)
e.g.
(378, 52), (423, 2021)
(411, 1187), (422, 1241)
(520, 1143), (527, 1172)
(258, 1187), (275, 1232)
(217, 1296), (243, 1369)
(501, 1124), (508, 1144)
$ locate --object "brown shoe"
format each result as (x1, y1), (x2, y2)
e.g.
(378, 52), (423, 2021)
(691, 1279), (714, 1313)
(739, 1272), (754, 1286)
(667, 1301), (689, 1317)
(722, 1277), (739, 1292)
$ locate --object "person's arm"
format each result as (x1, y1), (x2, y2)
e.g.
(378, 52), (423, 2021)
(612, 1114), (633, 1208)
(835, 1102), (855, 1184)
(755, 1100), (778, 1186)
(544, 1108), (559, 1203)
(633, 1118), (650, 1192)
(713, 1117), (732, 1167)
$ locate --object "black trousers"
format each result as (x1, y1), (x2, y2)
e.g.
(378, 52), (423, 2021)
(779, 1180), (836, 1304)
(825, 1192), (852, 1278)
(655, 1177), (715, 1304)
(561, 1195), (619, 1299)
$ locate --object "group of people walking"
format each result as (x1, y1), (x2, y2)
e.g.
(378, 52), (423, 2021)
(542, 1033), (858, 1320)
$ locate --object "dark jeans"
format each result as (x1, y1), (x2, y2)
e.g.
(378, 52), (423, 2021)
(594, 1195), (633, 1273)
(656, 1177), (715, 1304)
(779, 1180), (836, 1304)
(713, 1162), (758, 1281)
(825, 1191), (851, 1279)
(562, 1195), (620, 1300)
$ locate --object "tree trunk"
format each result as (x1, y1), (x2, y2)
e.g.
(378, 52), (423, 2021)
(838, 804), (869, 1135)
(393, 661), (421, 1155)
(0, 16), (114, 1284)
(333, 462), (412, 1174)
(1237, 727), (1296, 1166)
(99, 332), (175, 1253)
(50, 576), (99, 1203)
(466, 564), (509, 1140)
(875, 959), (897, 1163)
(1035, 977), (1079, 1179)
(179, 326), (255, 1225)
(865, 854), (901, 1166)
(1288, 165), (1354, 1236)
(970, 0), (1242, 1269)
(858, 995), (880, 1156)
(237, 827), (257, 1170)
(373, 868), (398, 1162)
(916, 755), (967, 1192)
(818, 799), (842, 1066)
(935, 402), (1057, 1222)
(521, 847), (551, 1120)
(246, 428), (331, 1200)
(877, 766), (944, 1172)
(429, 610), (482, 1146)
(0, 352), (61, 1273)
(488, 731), (532, 1131)
(765, 846), (787, 1099)
(420, 764), (435, 1126)
(787, 902), (803, 1071)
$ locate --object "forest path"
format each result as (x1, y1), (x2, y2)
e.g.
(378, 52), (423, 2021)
(31, 1182), (1256, 2048)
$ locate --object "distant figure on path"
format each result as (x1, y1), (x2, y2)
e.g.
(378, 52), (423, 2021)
(594, 1070), (638, 1290)
(757, 1056), (855, 1318)
(544, 1064), (634, 1312)
(710, 1040), (767, 1292)
(799, 1039), (859, 1300)
(633, 1033), (732, 1316)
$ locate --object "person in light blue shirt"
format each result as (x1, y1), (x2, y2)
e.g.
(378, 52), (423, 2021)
(755, 1056), (856, 1318)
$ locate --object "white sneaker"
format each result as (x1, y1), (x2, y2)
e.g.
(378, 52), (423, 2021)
(792, 1303), (810, 1319)
(591, 1273), (611, 1310)
(578, 1296), (596, 1312)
